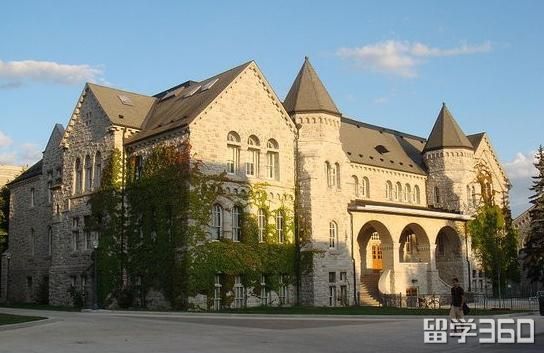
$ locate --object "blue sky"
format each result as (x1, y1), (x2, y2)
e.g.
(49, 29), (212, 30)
(0, 0), (542, 215)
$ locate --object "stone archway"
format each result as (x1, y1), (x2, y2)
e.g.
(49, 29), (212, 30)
(435, 226), (464, 284)
(399, 223), (431, 263)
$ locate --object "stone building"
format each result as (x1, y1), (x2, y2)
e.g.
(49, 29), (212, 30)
(0, 58), (509, 307)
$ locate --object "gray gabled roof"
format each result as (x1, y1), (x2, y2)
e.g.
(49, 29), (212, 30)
(126, 61), (253, 144)
(283, 57), (340, 116)
(423, 103), (473, 152)
(7, 160), (42, 187)
(340, 118), (427, 175)
(88, 83), (157, 129)
(467, 132), (485, 149)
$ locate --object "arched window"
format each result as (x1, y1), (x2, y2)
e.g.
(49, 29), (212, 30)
(413, 185), (421, 204)
(335, 163), (341, 188)
(352, 176), (359, 196)
(395, 182), (402, 201)
(94, 151), (102, 188)
(361, 177), (370, 198)
(232, 206), (242, 241)
(276, 210), (285, 243)
(74, 158), (82, 194)
(246, 135), (260, 177)
(84, 155), (93, 192)
(211, 204), (223, 240)
(257, 208), (266, 242)
(266, 139), (279, 180)
(326, 162), (336, 187)
(434, 186), (441, 204)
(329, 222), (338, 249)
(386, 181), (393, 200)
(227, 131), (241, 175)
(404, 184), (411, 203)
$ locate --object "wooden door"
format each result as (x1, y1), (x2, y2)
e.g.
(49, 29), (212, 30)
(372, 244), (383, 270)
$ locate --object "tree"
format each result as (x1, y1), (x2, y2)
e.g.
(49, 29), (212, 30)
(522, 146), (544, 284)
(469, 168), (519, 297)
(0, 185), (9, 253)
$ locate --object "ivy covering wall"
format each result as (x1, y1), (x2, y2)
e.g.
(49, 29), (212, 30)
(88, 143), (297, 309)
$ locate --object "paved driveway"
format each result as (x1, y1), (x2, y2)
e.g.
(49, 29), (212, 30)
(0, 308), (542, 353)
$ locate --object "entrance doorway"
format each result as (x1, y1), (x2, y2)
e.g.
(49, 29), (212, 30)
(371, 244), (383, 270)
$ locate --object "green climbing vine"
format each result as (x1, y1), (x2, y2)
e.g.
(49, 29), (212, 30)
(88, 142), (297, 310)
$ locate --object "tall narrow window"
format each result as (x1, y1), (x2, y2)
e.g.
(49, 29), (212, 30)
(276, 210), (285, 243)
(413, 185), (421, 204)
(234, 275), (245, 308)
(232, 206), (242, 241)
(335, 163), (341, 188)
(246, 135), (260, 177)
(471, 185), (477, 207)
(30, 188), (35, 207)
(134, 155), (143, 181)
(329, 221), (338, 249)
(213, 275), (222, 311)
(279, 274), (289, 305)
(362, 177), (370, 198)
(386, 181), (393, 200)
(260, 274), (269, 306)
(404, 184), (411, 203)
(72, 217), (80, 251)
(266, 139), (279, 180)
(227, 131), (241, 174)
(211, 204), (223, 240)
(75, 158), (82, 194)
(94, 152), (102, 188)
(326, 162), (334, 187)
(84, 155), (93, 192)
(352, 176), (359, 196)
(47, 171), (53, 204)
(257, 208), (266, 242)
(434, 186), (441, 204)
(395, 182), (402, 201)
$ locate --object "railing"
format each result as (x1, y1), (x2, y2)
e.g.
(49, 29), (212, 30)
(380, 292), (539, 311)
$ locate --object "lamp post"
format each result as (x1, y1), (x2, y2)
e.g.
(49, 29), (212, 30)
(92, 240), (98, 310)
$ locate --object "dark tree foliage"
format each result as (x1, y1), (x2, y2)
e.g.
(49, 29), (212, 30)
(522, 146), (544, 284)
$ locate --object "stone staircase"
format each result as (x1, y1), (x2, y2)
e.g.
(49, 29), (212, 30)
(360, 271), (381, 306)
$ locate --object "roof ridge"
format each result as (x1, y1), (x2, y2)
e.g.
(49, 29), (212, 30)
(87, 82), (152, 98)
(341, 116), (426, 141)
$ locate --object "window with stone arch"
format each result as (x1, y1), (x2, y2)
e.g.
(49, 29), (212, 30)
(413, 185), (421, 204)
(232, 205), (242, 242)
(84, 154), (93, 192)
(352, 175), (359, 196)
(404, 183), (411, 203)
(385, 180), (393, 200)
(394, 182), (402, 201)
(246, 135), (260, 177)
(361, 176), (370, 198)
(329, 221), (338, 249)
(335, 163), (341, 188)
(326, 161), (337, 188)
(211, 204), (223, 240)
(226, 131), (241, 175)
(74, 157), (83, 194)
(266, 139), (280, 180)
(94, 151), (102, 188)
(257, 208), (267, 242)
(276, 210), (285, 243)
(434, 186), (441, 204)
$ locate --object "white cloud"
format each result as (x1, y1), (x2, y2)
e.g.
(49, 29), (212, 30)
(337, 40), (492, 77)
(0, 59), (103, 87)
(0, 141), (42, 166)
(504, 151), (538, 217)
(0, 130), (12, 147)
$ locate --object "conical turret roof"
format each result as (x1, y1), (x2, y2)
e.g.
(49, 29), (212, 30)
(423, 103), (473, 152)
(283, 57), (340, 115)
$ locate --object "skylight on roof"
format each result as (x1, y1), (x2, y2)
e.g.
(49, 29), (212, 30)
(118, 95), (134, 106)
(182, 85), (201, 98)
(201, 78), (219, 91)
(375, 145), (389, 154)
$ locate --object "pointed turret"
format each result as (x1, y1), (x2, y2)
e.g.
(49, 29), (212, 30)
(423, 103), (473, 152)
(283, 57), (340, 116)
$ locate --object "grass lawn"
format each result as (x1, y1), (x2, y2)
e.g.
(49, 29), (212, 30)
(0, 313), (46, 326)
(219, 305), (529, 316)
(0, 303), (79, 312)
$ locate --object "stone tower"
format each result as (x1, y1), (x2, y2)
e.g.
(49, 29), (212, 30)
(423, 104), (476, 213)
(285, 57), (354, 306)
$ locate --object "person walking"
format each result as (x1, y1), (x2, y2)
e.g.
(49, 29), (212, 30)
(450, 277), (465, 321)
